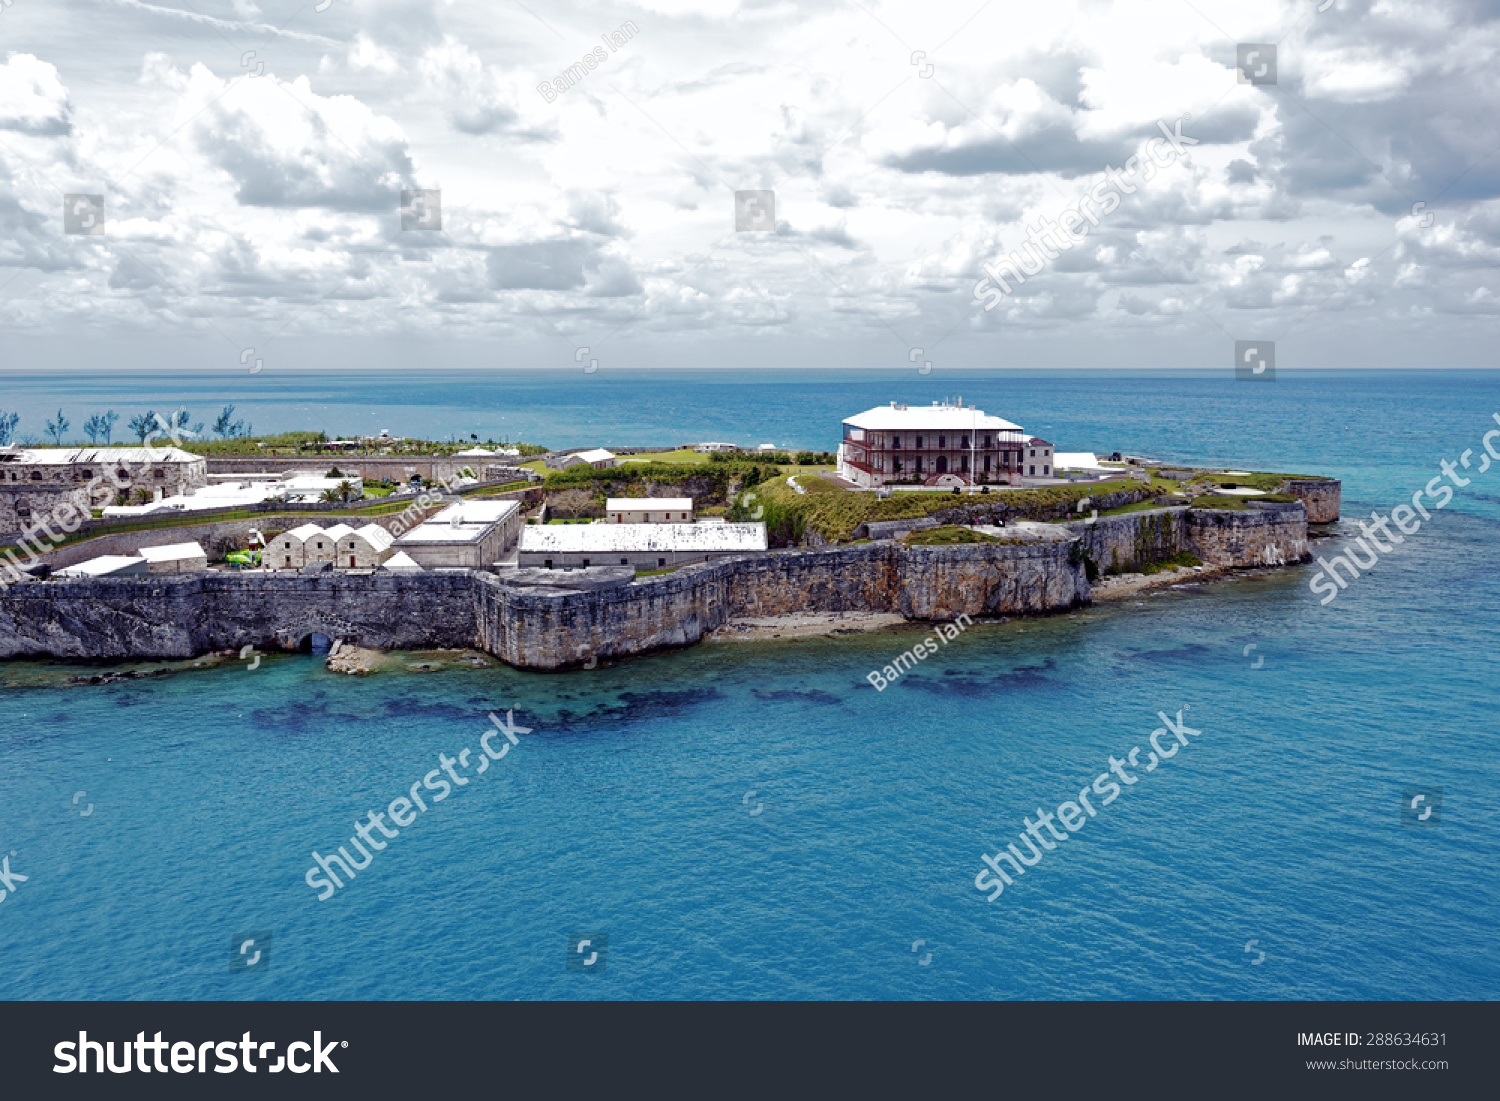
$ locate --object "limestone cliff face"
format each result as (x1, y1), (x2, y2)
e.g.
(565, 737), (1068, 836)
(0, 574), (478, 660)
(1068, 509), (1186, 575)
(478, 541), (1089, 668)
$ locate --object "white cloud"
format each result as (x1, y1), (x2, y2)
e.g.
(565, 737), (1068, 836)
(0, 0), (1497, 365)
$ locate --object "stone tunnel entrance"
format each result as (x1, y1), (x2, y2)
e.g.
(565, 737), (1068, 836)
(275, 618), (358, 652)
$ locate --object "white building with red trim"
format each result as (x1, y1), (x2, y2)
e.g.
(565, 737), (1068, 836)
(836, 400), (1051, 488)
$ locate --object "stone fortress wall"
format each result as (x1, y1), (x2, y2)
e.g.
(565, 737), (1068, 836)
(0, 503), (1316, 670)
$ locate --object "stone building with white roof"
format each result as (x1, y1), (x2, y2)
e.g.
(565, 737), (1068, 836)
(518, 521), (766, 570)
(271, 523), (323, 570)
(545, 448), (617, 471)
(303, 524), (354, 567)
(139, 541), (209, 574)
(339, 524), (396, 569)
(392, 500), (522, 569)
(835, 400), (1034, 488)
(606, 498), (694, 523)
(0, 446), (207, 532)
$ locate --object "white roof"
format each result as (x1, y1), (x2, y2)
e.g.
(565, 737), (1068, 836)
(453, 447), (493, 456)
(843, 401), (1022, 432)
(1055, 452), (1106, 470)
(1, 446), (203, 465)
(283, 523), (325, 542)
(348, 524), (395, 550)
(570, 448), (616, 463)
(139, 541), (206, 563)
(383, 551), (423, 571)
(321, 523), (355, 543)
(57, 555), (146, 577)
(520, 522), (766, 554)
(394, 500), (520, 545)
(606, 498), (694, 512)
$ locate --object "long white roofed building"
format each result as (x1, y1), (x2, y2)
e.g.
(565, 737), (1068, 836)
(836, 400), (1045, 488)
(518, 521), (766, 570)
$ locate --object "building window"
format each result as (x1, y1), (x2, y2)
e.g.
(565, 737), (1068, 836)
(582, 558), (590, 567)
(1043, 465), (1050, 475)
(893, 459), (903, 473)
(937, 456), (948, 473)
(621, 558), (628, 565)
(30, 471), (41, 480)
(916, 457), (924, 473)
(938, 435), (946, 449)
(984, 435), (992, 448)
(285, 556), (291, 566)
(960, 435), (969, 450)
(984, 455), (992, 472)
(544, 559), (553, 569)
(891, 435), (900, 450)
(658, 558), (666, 567)
(1029, 465), (1035, 476)
(960, 456), (969, 473)
(915, 435), (923, 449)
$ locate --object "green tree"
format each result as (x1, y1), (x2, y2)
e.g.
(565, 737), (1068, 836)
(0, 410), (21, 447)
(128, 412), (157, 444)
(213, 406), (245, 439)
(45, 408), (70, 446)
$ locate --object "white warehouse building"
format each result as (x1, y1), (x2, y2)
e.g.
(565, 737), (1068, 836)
(606, 497), (694, 523)
(518, 521), (767, 570)
(393, 500), (522, 569)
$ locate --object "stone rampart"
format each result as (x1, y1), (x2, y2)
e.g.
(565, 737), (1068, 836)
(0, 506), (1308, 668)
(1284, 478), (1341, 523)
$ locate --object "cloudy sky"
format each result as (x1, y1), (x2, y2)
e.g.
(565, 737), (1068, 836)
(1, 0), (1497, 371)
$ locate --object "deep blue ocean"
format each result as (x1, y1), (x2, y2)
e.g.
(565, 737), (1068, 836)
(1, 369), (1497, 1000)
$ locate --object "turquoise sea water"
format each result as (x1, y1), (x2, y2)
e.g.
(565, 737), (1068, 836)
(1, 369), (1497, 1000)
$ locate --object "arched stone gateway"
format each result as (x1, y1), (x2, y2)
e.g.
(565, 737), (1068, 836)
(275, 617), (359, 652)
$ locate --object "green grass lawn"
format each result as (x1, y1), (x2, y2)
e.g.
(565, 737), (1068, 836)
(618, 449), (712, 465)
(901, 525), (1006, 546)
(1188, 494), (1251, 510)
(750, 475), (1150, 543)
(633, 564), (687, 576)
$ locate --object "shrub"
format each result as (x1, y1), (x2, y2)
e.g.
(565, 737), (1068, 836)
(1142, 551), (1203, 575)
